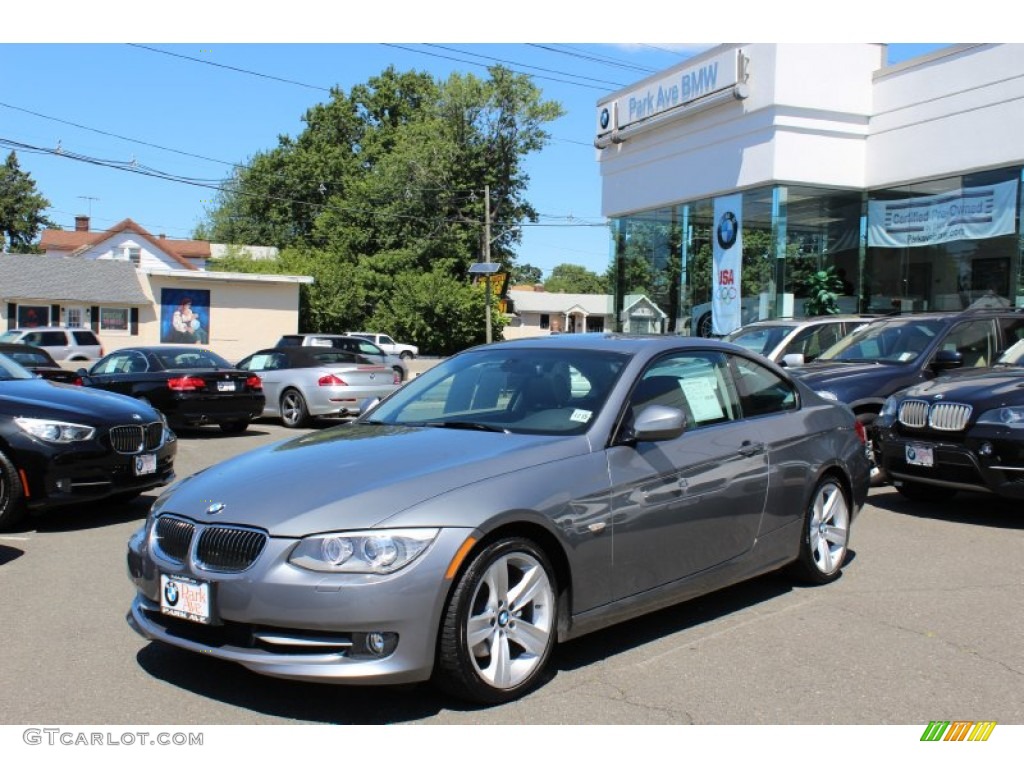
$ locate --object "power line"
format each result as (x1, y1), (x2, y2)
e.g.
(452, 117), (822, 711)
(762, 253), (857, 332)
(423, 44), (629, 89)
(526, 44), (659, 75)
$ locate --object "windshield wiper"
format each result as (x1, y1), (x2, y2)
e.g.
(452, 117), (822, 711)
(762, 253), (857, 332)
(422, 421), (510, 433)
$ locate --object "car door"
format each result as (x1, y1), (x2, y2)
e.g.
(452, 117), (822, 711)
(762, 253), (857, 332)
(605, 350), (769, 600)
(237, 351), (287, 412)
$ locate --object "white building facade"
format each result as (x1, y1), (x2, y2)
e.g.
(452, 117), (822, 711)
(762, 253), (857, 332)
(596, 44), (1024, 335)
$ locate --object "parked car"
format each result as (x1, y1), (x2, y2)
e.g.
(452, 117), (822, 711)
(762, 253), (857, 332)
(0, 343), (82, 384)
(276, 333), (409, 381)
(0, 354), (176, 530)
(345, 332), (419, 359)
(80, 346), (265, 434)
(876, 337), (1024, 502)
(723, 315), (872, 366)
(236, 346), (401, 428)
(789, 308), (1024, 480)
(0, 326), (103, 362)
(126, 333), (868, 704)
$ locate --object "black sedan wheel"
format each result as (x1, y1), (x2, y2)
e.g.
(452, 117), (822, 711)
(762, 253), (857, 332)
(435, 538), (557, 704)
(0, 450), (27, 532)
(792, 477), (850, 585)
(280, 389), (310, 428)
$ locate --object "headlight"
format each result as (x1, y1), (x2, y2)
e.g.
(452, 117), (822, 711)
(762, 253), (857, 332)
(14, 417), (96, 443)
(880, 396), (899, 418)
(976, 406), (1024, 427)
(289, 529), (439, 574)
(816, 390), (839, 401)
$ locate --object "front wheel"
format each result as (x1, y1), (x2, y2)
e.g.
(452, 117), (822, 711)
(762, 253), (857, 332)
(0, 450), (28, 532)
(696, 312), (713, 338)
(791, 476), (851, 585)
(434, 538), (557, 704)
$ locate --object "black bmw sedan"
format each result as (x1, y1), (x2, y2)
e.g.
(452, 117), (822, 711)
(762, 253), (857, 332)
(876, 337), (1024, 502)
(80, 346), (264, 434)
(0, 354), (176, 531)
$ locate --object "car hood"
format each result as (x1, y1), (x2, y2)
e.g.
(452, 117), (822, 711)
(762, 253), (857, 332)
(900, 366), (1024, 403)
(152, 424), (590, 536)
(0, 379), (160, 423)
(789, 361), (907, 390)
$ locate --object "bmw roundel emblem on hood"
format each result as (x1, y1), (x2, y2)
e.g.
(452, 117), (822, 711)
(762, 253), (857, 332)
(132, 413), (142, 421)
(205, 502), (226, 515)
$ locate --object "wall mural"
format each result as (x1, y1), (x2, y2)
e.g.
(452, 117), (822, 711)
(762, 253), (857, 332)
(161, 288), (210, 344)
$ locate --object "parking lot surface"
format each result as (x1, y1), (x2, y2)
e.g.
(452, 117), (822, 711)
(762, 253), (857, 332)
(1, 417), (1021, 725)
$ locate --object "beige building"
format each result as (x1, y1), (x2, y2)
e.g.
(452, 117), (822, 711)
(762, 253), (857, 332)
(503, 287), (667, 340)
(3, 217), (312, 363)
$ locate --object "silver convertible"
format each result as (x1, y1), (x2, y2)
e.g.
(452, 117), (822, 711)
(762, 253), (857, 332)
(126, 334), (870, 704)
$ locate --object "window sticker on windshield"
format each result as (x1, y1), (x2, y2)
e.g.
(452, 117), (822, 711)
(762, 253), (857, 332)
(898, 352), (915, 362)
(680, 378), (724, 422)
(570, 409), (593, 423)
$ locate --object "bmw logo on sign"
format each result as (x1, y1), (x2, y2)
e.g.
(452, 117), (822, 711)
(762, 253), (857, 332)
(717, 211), (739, 250)
(599, 107), (611, 131)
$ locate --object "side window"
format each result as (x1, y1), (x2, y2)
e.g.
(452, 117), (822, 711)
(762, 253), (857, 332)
(93, 353), (131, 374)
(72, 330), (100, 345)
(943, 320), (996, 368)
(632, 351), (739, 429)
(730, 355), (797, 417)
(998, 317), (1024, 347)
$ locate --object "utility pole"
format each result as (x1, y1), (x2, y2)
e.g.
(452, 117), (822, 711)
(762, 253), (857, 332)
(484, 184), (492, 343)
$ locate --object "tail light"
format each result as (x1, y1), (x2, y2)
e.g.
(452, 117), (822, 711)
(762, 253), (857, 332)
(854, 419), (868, 445)
(167, 376), (207, 391)
(319, 373), (348, 387)
(246, 374), (262, 391)
(72, 376), (83, 386)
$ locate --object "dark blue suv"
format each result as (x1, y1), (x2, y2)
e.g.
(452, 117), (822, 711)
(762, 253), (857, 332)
(789, 308), (1024, 480)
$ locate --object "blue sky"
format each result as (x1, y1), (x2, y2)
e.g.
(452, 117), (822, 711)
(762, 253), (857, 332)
(1, 7), (957, 279)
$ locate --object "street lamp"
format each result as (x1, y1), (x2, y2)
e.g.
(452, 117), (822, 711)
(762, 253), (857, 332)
(469, 261), (502, 343)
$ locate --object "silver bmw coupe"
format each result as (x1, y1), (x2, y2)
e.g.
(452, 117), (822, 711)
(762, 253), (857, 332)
(127, 334), (869, 704)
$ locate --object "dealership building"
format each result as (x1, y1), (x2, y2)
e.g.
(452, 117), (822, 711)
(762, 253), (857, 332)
(596, 44), (1024, 335)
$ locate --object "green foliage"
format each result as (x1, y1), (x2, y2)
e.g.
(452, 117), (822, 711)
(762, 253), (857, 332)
(803, 267), (845, 316)
(200, 66), (562, 354)
(0, 152), (55, 253)
(510, 262), (543, 286)
(545, 263), (608, 294)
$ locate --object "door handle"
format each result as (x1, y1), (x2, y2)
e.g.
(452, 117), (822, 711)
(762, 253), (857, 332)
(738, 441), (765, 457)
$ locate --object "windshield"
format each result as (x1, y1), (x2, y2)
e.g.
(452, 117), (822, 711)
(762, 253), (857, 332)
(723, 325), (793, 356)
(0, 353), (37, 380)
(364, 347), (629, 435)
(817, 319), (944, 364)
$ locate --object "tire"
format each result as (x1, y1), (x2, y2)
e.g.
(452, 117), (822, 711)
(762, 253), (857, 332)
(895, 480), (954, 502)
(791, 476), (851, 585)
(279, 389), (310, 428)
(0, 450), (28, 532)
(393, 366), (406, 382)
(400, 351), (413, 360)
(219, 419), (250, 435)
(434, 537), (557, 704)
(696, 312), (713, 338)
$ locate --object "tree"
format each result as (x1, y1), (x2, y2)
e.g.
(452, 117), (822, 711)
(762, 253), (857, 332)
(509, 262), (543, 286)
(545, 263), (608, 294)
(203, 66), (563, 355)
(0, 152), (55, 253)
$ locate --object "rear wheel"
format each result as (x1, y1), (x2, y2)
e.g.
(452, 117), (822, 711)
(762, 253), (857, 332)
(434, 537), (557, 704)
(280, 389), (310, 428)
(0, 450), (28, 532)
(696, 312), (713, 338)
(895, 480), (953, 502)
(791, 476), (850, 585)
(219, 419), (250, 434)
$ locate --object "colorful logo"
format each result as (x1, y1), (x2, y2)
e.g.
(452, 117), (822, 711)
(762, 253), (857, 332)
(920, 721), (997, 742)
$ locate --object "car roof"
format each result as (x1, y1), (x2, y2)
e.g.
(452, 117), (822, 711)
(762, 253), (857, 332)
(476, 332), (744, 356)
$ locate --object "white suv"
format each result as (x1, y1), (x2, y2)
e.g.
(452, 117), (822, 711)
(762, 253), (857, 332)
(0, 326), (104, 362)
(345, 332), (418, 359)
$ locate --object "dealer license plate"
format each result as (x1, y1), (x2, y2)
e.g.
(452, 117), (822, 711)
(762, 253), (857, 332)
(905, 444), (934, 467)
(217, 381), (236, 392)
(160, 574), (211, 624)
(134, 453), (157, 475)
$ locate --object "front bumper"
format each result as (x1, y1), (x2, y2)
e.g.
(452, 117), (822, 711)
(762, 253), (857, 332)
(878, 425), (1024, 500)
(126, 523), (473, 684)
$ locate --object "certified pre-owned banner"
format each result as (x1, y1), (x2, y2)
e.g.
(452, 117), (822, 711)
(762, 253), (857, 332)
(868, 179), (1019, 248)
(712, 194), (743, 336)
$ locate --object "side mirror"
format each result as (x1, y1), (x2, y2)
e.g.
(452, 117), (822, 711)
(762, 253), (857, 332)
(76, 367), (89, 377)
(781, 353), (806, 368)
(632, 405), (687, 442)
(930, 349), (963, 372)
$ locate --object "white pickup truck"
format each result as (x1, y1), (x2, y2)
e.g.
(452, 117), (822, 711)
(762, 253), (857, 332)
(345, 332), (418, 359)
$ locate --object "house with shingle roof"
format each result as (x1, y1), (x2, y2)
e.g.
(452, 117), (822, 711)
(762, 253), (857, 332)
(3, 218), (310, 362)
(503, 286), (667, 339)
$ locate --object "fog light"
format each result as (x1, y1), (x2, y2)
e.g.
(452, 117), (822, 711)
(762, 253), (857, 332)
(978, 442), (994, 457)
(56, 478), (72, 492)
(367, 632), (387, 656)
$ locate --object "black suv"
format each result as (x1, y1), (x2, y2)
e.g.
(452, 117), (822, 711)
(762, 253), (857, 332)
(788, 308), (1024, 478)
(875, 337), (1024, 502)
